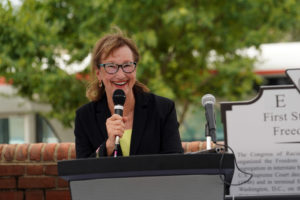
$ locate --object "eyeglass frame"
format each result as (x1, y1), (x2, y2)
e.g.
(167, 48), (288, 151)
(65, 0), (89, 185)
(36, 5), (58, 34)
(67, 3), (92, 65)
(97, 62), (137, 74)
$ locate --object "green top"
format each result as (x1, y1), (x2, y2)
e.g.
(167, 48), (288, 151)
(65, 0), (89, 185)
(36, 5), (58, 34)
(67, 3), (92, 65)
(120, 129), (132, 156)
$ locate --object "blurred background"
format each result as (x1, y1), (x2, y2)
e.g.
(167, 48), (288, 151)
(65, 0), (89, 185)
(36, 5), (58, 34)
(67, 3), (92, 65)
(1, 0), (300, 144)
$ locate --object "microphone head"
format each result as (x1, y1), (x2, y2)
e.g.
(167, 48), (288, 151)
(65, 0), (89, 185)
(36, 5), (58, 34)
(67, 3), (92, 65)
(201, 94), (216, 106)
(113, 89), (126, 106)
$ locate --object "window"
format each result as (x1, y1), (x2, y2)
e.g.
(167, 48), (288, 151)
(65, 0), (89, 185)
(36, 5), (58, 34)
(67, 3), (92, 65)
(0, 114), (59, 144)
(0, 118), (9, 143)
(0, 116), (24, 144)
(36, 114), (59, 143)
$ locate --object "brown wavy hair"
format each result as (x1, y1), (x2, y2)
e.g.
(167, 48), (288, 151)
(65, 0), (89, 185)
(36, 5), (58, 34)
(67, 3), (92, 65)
(86, 30), (149, 101)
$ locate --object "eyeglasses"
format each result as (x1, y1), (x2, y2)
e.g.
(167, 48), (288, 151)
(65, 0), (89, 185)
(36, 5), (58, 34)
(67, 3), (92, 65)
(97, 62), (137, 74)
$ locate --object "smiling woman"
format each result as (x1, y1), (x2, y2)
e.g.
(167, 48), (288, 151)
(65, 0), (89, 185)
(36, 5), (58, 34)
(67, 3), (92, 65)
(74, 30), (183, 158)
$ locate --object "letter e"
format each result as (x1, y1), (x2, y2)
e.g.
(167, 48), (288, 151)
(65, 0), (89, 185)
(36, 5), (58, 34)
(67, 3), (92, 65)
(275, 94), (286, 108)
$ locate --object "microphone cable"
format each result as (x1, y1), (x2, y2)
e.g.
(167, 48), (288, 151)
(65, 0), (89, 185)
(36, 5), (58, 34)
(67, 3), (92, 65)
(215, 142), (253, 186)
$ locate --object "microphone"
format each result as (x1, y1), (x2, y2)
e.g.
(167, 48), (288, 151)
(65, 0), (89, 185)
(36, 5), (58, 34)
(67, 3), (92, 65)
(112, 89), (126, 157)
(201, 94), (217, 148)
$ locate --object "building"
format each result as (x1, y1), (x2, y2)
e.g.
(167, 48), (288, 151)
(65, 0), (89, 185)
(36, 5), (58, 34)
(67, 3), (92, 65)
(0, 80), (74, 144)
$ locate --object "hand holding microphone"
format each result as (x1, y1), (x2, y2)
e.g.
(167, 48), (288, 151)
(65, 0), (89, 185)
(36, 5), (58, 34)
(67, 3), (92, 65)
(105, 114), (126, 155)
(106, 89), (126, 157)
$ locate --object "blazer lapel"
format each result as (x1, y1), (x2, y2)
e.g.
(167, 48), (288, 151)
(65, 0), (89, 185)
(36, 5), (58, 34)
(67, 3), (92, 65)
(130, 91), (149, 155)
(95, 96), (111, 140)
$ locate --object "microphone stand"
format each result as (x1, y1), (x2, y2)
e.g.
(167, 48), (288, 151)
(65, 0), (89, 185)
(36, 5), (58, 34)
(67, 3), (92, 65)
(185, 124), (222, 155)
(205, 123), (212, 150)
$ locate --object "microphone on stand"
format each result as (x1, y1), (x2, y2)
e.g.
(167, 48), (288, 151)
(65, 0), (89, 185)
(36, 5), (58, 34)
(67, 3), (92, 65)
(112, 89), (126, 157)
(201, 94), (217, 150)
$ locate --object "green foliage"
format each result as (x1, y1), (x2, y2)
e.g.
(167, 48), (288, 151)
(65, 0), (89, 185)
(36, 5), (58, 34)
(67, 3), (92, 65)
(0, 0), (87, 126)
(1, 0), (300, 127)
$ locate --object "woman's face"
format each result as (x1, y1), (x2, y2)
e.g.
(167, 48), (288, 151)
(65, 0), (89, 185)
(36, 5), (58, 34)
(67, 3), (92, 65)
(96, 45), (136, 99)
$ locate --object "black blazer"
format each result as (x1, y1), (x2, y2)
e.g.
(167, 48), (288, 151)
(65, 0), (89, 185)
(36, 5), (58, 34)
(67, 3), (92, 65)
(74, 90), (183, 158)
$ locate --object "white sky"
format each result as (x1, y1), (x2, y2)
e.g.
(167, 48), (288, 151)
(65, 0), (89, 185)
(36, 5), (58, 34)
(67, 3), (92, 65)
(2, 0), (22, 7)
(63, 42), (300, 74)
(254, 42), (300, 70)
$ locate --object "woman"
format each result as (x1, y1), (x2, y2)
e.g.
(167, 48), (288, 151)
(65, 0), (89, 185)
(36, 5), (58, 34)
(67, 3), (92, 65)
(75, 31), (183, 158)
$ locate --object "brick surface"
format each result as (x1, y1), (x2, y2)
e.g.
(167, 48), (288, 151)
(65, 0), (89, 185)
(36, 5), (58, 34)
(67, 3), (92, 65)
(57, 177), (69, 188)
(0, 165), (25, 176)
(200, 142), (206, 150)
(44, 165), (58, 176)
(185, 141), (191, 152)
(0, 144), (6, 161)
(43, 143), (57, 161)
(27, 165), (44, 175)
(19, 177), (56, 189)
(190, 141), (201, 152)
(30, 143), (44, 161)
(25, 190), (44, 200)
(16, 144), (29, 161)
(0, 191), (23, 200)
(4, 144), (17, 161)
(70, 143), (76, 159)
(181, 142), (187, 153)
(57, 143), (71, 160)
(46, 190), (71, 200)
(0, 177), (16, 189)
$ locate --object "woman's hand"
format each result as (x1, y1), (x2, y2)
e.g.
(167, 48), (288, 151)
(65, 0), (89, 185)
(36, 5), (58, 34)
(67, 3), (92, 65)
(105, 114), (127, 156)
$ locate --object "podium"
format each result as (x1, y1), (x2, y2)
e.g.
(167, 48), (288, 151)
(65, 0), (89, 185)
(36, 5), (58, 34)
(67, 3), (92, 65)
(58, 153), (234, 200)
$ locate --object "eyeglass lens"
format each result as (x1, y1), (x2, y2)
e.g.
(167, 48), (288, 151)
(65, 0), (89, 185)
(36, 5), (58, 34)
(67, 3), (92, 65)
(105, 63), (135, 74)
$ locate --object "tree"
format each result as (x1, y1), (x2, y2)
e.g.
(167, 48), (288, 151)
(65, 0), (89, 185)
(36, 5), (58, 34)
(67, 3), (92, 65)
(1, 0), (300, 127)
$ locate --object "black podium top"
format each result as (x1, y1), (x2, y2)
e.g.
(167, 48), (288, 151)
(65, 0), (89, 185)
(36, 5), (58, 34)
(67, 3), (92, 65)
(58, 153), (234, 183)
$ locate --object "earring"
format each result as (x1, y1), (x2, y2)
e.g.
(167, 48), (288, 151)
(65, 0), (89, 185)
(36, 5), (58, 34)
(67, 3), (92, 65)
(99, 81), (103, 88)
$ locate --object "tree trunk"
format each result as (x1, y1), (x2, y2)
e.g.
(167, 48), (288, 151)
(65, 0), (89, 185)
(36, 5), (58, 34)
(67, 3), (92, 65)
(178, 99), (190, 126)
